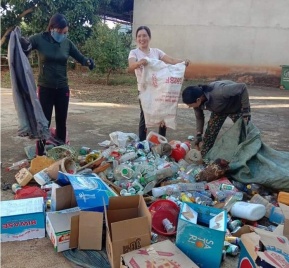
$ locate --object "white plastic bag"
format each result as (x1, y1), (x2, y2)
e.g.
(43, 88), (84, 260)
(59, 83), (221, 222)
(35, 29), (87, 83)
(139, 58), (186, 129)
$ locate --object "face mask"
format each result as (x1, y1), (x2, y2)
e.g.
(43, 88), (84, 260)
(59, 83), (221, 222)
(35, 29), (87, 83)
(51, 30), (67, 43)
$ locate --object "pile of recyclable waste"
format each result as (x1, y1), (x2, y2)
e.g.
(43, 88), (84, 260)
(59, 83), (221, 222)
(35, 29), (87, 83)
(5, 130), (287, 265)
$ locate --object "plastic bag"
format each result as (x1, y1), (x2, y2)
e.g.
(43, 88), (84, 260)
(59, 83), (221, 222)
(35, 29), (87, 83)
(139, 58), (186, 129)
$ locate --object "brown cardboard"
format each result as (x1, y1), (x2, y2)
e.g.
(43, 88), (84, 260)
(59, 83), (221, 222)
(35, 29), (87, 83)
(238, 232), (260, 268)
(120, 240), (199, 268)
(104, 195), (151, 268)
(279, 203), (289, 239)
(54, 184), (77, 211)
(69, 211), (103, 250)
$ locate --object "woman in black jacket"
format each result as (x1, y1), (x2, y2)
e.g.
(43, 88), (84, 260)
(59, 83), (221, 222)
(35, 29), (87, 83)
(21, 13), (94, 155)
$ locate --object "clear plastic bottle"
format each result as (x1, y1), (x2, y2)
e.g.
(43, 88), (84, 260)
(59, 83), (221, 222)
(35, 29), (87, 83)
(119, 152), (138, 163)
(6, 159), (29, 171)
(113, 164), (135, 181)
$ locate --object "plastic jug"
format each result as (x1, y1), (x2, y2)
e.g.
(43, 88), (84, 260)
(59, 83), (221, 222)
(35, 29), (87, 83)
(146, 131), (168, 145)
(170, 142), (190, 162)
(230, 201), (266, 221)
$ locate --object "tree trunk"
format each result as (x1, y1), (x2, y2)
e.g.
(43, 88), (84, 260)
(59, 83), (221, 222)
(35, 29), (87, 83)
(1, 7), (35, 47)
(106, 68), (113, 85)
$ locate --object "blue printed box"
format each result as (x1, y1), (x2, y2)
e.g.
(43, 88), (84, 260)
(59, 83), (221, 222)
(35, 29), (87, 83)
(1, 197), (45, 242)
(176, 202), (227, 268)
(59, 173), (117, 212)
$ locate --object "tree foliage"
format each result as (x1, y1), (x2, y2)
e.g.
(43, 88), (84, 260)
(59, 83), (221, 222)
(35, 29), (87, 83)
(84, 22), (131, 84)
(0, 0), (100, 47)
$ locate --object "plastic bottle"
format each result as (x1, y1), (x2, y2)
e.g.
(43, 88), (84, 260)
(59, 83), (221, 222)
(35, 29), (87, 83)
(189, 191), (213, 205)
(151, 182), (206, 197)
(250, 194), (274, 218)
(246, 183), (264, 196)
(180, 193), (193, 202)
(6, 159), (29, 171)
(12, 183), (22, 193)
(113, 164), (135, 181)
(162, 218), (175, 233)
(230, 201), (266, 221)
(119, 152), (138, 163)
(223, 195), (240, 212)
(216, 190), (243, 202)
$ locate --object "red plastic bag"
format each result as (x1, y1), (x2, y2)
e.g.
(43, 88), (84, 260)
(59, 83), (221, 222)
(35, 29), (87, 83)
(14, 186), (47, 200)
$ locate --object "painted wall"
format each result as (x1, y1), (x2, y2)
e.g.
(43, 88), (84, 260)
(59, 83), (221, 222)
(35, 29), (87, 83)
(133, 0), (289, 81)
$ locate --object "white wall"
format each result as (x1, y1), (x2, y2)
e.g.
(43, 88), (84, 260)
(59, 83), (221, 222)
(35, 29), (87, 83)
(133, 0), (289, 74)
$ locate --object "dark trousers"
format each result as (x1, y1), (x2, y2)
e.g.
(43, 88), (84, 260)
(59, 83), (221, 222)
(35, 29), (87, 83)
(139, 100), (166, 141)
(36, 86), (69, 155)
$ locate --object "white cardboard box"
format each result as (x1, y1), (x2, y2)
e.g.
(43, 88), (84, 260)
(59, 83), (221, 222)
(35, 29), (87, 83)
(46, 208), (80, 252)
(1, 197), (45, 242)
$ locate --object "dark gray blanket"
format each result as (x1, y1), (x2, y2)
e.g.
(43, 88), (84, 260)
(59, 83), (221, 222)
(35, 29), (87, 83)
(205, 118), (289, 191)
(8, 26), (49, 139)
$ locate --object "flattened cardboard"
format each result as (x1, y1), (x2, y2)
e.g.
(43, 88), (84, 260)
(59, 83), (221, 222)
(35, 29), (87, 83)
(79, 212), (103, 250)
(69, 211), (103, 250)
(104, 195), (151, 268)
(121, 240), (199, 268)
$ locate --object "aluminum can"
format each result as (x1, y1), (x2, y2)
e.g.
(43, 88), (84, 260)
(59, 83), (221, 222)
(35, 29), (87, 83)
(151, 232), (158, 243)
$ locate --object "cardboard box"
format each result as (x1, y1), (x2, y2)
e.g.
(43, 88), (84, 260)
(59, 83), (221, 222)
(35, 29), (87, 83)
(69, 211), (103, 250)
(121, 240), (199, 268)
(238, 232), (259, 268)
(176, 202), (227, 268)
(1, 197), (45, 242)
(105, 195), (152, 268)
(64, 173), (118, 212)
(50, 183), (77, 211)
(238, 225), (289, 268)
(46, 208), (80, 252)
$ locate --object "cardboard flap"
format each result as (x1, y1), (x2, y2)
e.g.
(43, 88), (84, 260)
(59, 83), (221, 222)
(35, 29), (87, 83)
(107, 208), (138, 224)
(78, 211), (103, 250)
(55, 185), (77, 211)
(103, 197), (111, 240)
(108, 196), (140, 210)
(69, 215), (79, 249)
(111, 217), (150, 241)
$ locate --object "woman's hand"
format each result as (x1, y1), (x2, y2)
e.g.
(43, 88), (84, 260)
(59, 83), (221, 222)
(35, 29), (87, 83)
(138, 58), (148, 67)
(185, 59), (190, 67)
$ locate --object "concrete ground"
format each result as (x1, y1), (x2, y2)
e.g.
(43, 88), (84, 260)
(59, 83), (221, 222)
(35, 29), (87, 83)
(1, 86), (289, 268)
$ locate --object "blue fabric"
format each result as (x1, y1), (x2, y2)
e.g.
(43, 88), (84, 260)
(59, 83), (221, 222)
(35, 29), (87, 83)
(63, 248), (110, 268)
(8, 27), (50, 139)
(205, 118), (289, 191)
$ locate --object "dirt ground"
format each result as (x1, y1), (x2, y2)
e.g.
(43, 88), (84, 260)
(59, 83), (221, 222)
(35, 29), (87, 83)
(1, 72), (289, 267)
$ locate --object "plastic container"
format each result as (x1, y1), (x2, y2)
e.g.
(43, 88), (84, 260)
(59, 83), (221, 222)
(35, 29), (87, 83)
(170, 142), (190, 162)
(230, 201), (266, 221)
(113, 164), (135, 181)
(146, 131), (168, 145)
(149, 200), (180, 236)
